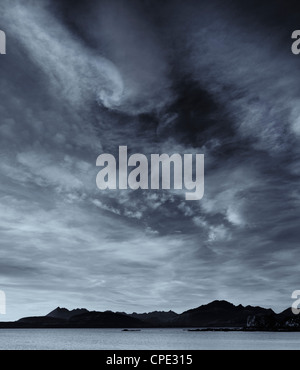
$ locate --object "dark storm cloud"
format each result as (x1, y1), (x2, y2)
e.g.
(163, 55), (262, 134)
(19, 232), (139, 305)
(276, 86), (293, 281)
(0, 0), (299, 320)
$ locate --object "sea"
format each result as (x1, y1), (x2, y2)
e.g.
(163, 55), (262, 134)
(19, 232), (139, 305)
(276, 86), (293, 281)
(0, 328), (299, 350)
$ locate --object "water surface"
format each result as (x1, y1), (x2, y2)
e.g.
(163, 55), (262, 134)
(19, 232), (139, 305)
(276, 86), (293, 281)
(0, 328), (299, 350)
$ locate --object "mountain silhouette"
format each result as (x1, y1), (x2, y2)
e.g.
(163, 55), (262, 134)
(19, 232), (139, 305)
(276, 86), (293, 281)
(47, 307), (89, 320)
(128, 310), (178, 326)
(174, 300), (275, 327)
(0, 300), (298, 330)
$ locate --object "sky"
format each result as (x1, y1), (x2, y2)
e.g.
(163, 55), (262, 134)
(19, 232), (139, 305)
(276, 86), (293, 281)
(0, 0), (300, 321)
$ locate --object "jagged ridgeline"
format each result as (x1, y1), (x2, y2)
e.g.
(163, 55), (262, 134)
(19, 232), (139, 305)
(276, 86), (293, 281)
(0, 300), (299, 330)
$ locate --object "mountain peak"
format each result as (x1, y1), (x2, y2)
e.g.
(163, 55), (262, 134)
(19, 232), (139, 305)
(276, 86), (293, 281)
(184, 300), (235, 314)
(47, 307), (89, 320)
(206, 300), (236, 308)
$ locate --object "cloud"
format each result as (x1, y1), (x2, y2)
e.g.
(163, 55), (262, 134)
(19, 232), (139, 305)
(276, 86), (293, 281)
(166, 0), (300, 155)
(1, 0), (124, 110)
(59, 0), (175, 115)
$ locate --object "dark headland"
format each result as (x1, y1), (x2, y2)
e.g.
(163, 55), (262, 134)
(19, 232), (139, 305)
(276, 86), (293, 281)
(0, 300), (299, 331)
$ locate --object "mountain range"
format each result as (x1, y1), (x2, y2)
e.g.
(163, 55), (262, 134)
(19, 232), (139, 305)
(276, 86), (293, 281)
(0, 300), (299, 330)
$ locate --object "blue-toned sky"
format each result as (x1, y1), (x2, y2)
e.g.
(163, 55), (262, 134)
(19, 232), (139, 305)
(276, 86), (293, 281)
(0, 0), (299, 320)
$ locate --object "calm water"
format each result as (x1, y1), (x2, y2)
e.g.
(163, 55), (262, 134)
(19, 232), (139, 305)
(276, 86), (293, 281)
(0, 328), (299, 350)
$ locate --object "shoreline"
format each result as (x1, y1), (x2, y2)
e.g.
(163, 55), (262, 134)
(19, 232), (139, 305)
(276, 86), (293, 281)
(0, 325), (299, 332)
